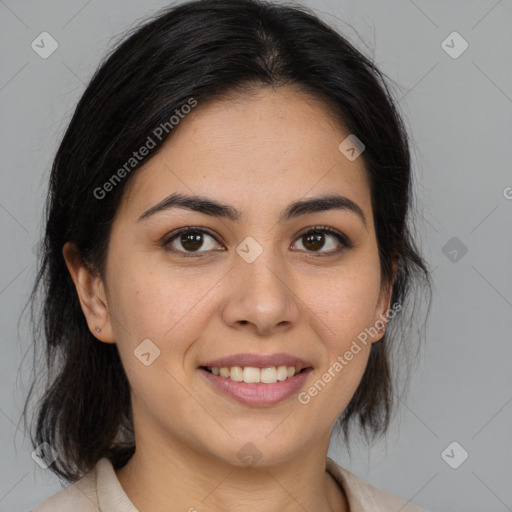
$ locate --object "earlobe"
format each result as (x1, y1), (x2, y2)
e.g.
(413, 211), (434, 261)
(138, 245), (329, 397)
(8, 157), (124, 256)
(371, 310), (388, 343)
(62, 242), (115, 344)
(372, 258), (398, 343)
(371, 296), (390, 344)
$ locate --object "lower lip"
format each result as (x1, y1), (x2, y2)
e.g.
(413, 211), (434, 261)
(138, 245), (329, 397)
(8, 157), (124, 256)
(199, 368), (313, 407)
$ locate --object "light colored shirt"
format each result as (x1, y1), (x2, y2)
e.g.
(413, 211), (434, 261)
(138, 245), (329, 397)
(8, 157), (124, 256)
(31, 456), (426, 511)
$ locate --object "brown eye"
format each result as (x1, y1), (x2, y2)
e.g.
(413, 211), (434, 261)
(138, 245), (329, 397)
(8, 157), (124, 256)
(164, 228), (222, 255)
(180, 232), (204, 251)
(292, 226), (351, 255)
(303, 232), (326, 251)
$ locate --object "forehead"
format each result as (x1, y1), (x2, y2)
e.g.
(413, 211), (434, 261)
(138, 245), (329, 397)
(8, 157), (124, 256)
(119, 86), (372, 222)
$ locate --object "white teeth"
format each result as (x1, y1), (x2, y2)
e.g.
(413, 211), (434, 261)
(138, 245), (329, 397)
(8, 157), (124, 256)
(243, 367), (260, 383)
(277, 365), (288, 381)
(230, 366), (243, 381)
(261, 367), (277, 384)
(208, 365), (300, 384)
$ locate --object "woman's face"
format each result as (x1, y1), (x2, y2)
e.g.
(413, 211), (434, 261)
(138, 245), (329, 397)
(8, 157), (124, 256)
(81, 87), (392, 466)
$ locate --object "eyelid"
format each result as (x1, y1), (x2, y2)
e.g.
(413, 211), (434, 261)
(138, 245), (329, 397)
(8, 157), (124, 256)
(162, 226), (224, 257)
(291, 225), (353, 253)
(162, 225), (352, 256)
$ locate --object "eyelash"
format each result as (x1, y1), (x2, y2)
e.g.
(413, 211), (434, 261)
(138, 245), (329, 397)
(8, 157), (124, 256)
(161, 225), (353, 258)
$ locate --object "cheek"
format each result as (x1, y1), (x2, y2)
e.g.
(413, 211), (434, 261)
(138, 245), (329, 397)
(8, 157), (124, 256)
(107, 259), (220, 361)
(298, 271), (380, 414)
(108, 266), (204, 413)
(302, 261), (382, 348)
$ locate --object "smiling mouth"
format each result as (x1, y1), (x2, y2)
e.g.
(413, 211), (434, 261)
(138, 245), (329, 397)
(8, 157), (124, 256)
(199, 365), (308, 384)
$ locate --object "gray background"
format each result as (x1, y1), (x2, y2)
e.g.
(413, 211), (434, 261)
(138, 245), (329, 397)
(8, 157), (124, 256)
(1, 1), (511, 511)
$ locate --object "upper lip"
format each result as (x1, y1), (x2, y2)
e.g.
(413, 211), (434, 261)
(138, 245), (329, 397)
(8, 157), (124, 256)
(199, 353), (313, 371)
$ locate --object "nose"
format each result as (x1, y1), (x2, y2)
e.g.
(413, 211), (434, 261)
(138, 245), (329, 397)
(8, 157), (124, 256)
(221, 248), (301, 336)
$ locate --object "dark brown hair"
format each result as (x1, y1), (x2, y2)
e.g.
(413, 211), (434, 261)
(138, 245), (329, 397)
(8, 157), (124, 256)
(22, 0), (432, 482)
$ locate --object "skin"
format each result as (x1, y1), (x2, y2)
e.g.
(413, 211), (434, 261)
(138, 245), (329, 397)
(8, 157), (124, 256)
(63, 86), (395, 512)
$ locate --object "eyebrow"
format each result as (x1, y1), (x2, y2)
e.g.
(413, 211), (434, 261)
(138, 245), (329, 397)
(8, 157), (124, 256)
(136, 192), (367, 229)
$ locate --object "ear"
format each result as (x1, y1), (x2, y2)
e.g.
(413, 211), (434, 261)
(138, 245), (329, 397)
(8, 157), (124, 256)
(371, 257), (399, 343)
(62, 242), (115, 344)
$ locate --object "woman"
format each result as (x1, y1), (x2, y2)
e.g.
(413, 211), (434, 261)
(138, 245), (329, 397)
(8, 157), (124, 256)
(26, 0), (432, 510)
